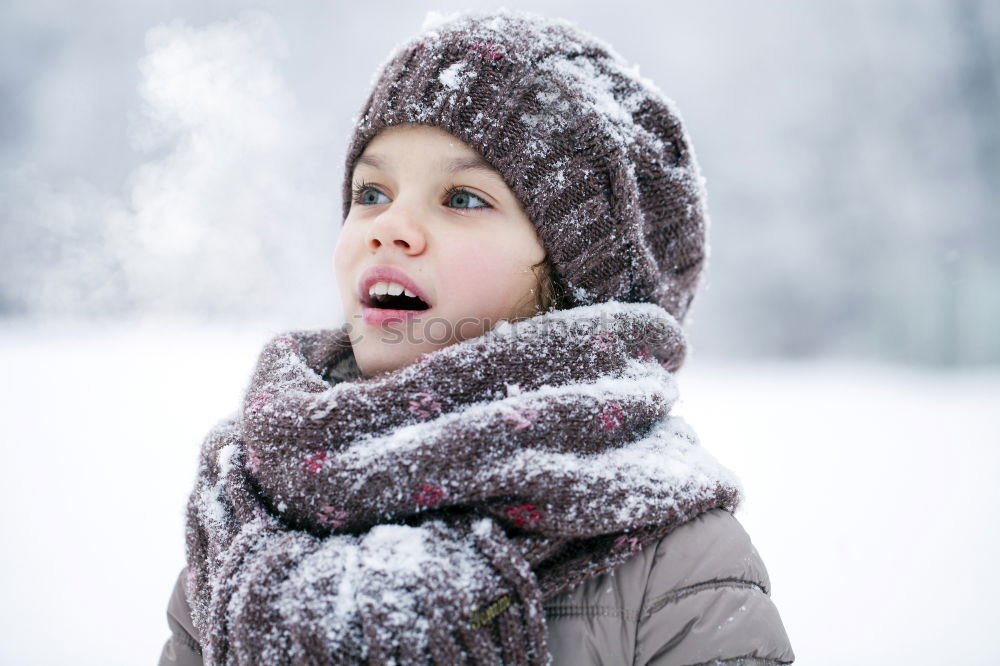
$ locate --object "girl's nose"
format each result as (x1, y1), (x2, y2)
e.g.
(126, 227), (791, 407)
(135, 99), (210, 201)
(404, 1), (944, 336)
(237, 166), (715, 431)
(365, 205), (427, 255)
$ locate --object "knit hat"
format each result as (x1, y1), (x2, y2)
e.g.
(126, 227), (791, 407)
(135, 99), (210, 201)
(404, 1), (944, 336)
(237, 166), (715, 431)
(341, 9), (709, 323)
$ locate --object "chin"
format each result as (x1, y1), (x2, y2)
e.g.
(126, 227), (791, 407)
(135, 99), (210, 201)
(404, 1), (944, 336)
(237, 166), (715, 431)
(354, 341), (425, 378)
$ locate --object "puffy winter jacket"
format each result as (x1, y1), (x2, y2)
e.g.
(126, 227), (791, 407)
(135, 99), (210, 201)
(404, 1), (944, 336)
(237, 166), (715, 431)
(159, 508), (793, 665)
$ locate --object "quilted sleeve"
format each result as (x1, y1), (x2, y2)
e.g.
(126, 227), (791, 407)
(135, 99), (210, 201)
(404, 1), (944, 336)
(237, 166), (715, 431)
(158, 567), (204, 666)
(633, 509), (794, 666)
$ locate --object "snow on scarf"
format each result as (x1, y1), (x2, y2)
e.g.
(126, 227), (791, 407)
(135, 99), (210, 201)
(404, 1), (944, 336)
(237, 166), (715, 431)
(184, 301), (741, 665)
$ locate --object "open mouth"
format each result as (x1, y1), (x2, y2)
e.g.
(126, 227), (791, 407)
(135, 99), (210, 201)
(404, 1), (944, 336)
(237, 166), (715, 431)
(365, 282), (430, 311)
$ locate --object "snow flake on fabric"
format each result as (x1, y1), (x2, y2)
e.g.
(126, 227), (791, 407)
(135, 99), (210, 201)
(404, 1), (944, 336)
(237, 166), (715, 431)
(439, 60), (475, 90)
(216, 443), (237, 476)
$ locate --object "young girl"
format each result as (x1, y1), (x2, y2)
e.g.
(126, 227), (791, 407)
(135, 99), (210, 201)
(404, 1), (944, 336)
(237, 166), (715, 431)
(160, 9), (793, 665)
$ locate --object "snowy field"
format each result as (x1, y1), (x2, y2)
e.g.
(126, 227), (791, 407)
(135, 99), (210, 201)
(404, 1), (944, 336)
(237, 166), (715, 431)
(1, 321), (998, 665)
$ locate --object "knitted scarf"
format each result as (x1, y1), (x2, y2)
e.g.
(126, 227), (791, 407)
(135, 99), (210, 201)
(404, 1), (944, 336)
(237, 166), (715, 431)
(184, 302), (741, 665)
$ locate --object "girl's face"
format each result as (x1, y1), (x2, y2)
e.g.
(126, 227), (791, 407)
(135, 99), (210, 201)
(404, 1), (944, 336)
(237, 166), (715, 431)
(334, 124), (546, 378)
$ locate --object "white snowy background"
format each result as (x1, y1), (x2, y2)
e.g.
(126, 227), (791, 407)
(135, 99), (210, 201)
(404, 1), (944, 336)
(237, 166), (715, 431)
(1, 1), (998, 664)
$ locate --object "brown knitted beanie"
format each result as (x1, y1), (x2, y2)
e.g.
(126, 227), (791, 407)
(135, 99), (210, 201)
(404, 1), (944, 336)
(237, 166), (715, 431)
(341, 9), (709, 322)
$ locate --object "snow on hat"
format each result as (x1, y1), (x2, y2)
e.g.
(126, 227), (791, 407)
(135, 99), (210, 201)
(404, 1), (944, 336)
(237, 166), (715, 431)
(341, 9), (709, 322)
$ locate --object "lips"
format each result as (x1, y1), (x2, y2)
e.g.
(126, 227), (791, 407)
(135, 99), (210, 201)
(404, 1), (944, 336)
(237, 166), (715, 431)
(357, 265), (431, 325)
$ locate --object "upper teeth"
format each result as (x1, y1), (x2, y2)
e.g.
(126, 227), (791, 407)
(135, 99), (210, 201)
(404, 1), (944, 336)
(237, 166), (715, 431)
(369, 281), (417, 298)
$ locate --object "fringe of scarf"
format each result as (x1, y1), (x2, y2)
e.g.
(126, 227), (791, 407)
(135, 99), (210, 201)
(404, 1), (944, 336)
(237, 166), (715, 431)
(184, 302), (741, 665)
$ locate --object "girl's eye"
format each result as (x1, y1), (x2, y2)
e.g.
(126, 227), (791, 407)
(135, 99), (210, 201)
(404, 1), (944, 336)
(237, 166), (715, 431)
(353, 183), (390, 205)
(446, 187), (489, 210)
(352, 181), (489, 209)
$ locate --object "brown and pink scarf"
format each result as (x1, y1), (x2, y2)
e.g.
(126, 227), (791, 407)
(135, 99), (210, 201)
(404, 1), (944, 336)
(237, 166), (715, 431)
(183, 301), (740, 665)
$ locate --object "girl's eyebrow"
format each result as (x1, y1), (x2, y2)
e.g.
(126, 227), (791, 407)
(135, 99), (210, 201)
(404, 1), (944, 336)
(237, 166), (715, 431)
(440, 155), (496, 176)
(356, 152), (498, 177)
(356, 154), (386, 170)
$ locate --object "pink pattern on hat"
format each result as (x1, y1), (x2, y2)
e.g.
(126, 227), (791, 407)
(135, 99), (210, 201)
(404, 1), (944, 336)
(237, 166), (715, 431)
(246, 391), (271, 415)
(273, 335), (301, 353)
(408, 392), (442, 419)
(470, 41), (504, 60)
(317, 505), (348, 529)
(505, 503), (542, 527)
(599, 401), (623, 429)
(246, 445), (262, 473)
(304, 449), (328, 474)
(592, 332), (615, 353)
(504, 407), (539, 431)
(614, 534), (641, 553)
(413, 482), (445, 506)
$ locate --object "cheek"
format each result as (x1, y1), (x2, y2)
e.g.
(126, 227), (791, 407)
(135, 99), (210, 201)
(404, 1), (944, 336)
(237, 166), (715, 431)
(445, 243), (534, 313)
(333, 225), (360, 275)
(333, 225), (364, 298)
